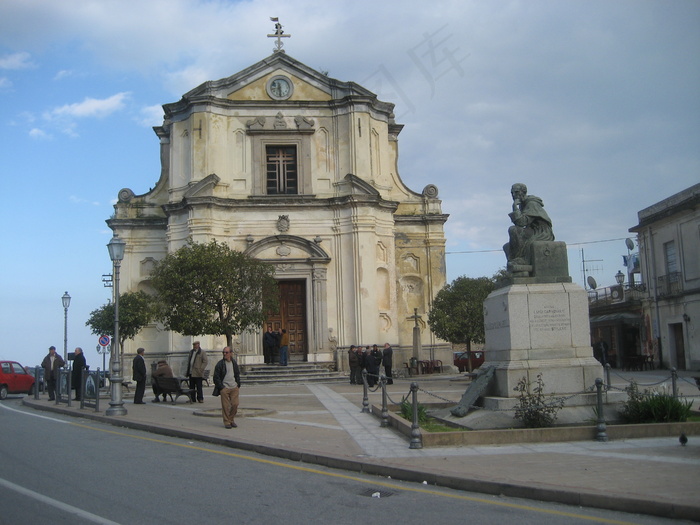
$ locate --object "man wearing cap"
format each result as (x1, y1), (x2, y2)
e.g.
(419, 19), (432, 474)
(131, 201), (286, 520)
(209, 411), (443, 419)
(41, 346), (65, 401)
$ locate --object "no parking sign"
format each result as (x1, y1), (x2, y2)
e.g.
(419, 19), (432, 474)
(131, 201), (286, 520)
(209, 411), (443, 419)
(98, 335), (110, 347)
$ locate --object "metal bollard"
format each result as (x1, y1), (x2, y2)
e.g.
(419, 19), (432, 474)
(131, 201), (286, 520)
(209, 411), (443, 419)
(595, 378), (608, 442)
(361, 369), (370, 413)
(380, 373), (389, 427)
(671, 368), (678, 399)
(604, 363), (611, 391)
(409, 382), (423, 449)
(34, 366), (41, 400)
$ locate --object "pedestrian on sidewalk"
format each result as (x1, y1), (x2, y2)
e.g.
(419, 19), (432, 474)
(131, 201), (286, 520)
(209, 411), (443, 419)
(367, 345), (382, 387)
(186, 341), (208, 403)
(213, 347), (241, 429)
(279, 329), (289, 366)
(132, 347), (147, 404)
(72, 347), (87, 401)
(382, 343), (394, 385)
(41, 346), (65, 401)
(348, 345), (360, 384)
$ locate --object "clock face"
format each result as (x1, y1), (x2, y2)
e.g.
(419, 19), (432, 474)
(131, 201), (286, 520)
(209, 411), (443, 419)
(267, 76), (293, 100)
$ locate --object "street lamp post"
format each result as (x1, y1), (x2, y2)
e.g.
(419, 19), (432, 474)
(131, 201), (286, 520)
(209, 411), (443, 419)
(615, 270), (625, 286)
(62, 292), (71, 363)
(106, 234), (127, 416)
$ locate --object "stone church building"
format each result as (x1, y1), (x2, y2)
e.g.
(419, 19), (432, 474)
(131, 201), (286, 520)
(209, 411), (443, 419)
(108, 51), (450, 372)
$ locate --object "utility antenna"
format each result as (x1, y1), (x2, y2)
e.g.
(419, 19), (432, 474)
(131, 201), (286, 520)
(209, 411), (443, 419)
(268, 17), (291, 53)
(581, 248), (603, 289)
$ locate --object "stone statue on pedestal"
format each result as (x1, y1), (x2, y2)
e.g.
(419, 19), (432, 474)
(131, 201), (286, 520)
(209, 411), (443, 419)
(503, 183), (554, 274)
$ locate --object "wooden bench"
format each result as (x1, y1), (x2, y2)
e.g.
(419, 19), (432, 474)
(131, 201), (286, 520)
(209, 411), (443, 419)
(153, 376), (195, 404)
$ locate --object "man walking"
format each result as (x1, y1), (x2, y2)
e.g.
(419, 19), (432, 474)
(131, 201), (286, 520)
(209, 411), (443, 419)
(186, 341), (208, 403)
(213, 347), (241, 429)
(132, 347), (147, 404)
(41, 346), (65, 401)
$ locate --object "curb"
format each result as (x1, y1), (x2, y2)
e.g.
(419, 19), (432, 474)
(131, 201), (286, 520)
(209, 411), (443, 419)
(22, 399), (700, 521)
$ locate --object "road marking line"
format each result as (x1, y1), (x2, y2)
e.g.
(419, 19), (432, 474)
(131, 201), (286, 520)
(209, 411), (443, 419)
(0, 402), (69, 422)
(67, 421), (636, 525)
(0, 477), (121, 525)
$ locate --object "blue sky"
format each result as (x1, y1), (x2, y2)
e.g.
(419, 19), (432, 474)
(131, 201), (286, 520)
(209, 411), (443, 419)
(1, 0), (698, 367)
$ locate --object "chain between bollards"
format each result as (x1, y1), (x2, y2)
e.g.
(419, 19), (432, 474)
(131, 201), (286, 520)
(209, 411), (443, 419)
(595, 378), (608, 442)
(409, 382), (423, 449)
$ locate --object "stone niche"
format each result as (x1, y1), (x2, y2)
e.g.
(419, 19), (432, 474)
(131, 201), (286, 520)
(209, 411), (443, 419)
(482, 282), (602, 398)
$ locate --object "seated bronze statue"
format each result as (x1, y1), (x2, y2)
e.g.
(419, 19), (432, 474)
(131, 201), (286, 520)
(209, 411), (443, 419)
(503, 183), (554, 271)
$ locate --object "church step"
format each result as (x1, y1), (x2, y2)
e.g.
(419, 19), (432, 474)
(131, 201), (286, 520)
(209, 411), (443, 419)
(242, 375), (348, 385)
(240, 362), (346, 384)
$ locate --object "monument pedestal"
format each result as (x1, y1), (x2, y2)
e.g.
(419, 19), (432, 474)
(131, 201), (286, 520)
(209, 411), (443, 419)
(483, 282), (603, 398)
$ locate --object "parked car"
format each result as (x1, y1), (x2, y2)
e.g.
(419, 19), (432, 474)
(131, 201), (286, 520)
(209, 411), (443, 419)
(0, 360), (36, 399)
(453, 350), (485, 372)
(24, 366), (44, 392)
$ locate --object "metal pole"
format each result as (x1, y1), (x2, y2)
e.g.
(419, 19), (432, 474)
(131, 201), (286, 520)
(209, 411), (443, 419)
(106, 259), (127, 416)
(63, 305), (68, 363)
(361, 369), (369, 413)
(380, 373), (388, 427)
(605, 363), (612, 390)
(595, 378), (607, 442)
(34, 366), (40, 400)
(409, 382), (422, 449)
(671, 367), (678, 399)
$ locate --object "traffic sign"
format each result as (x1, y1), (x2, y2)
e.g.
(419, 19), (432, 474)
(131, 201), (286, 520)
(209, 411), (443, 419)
(99, 335), (111, 347)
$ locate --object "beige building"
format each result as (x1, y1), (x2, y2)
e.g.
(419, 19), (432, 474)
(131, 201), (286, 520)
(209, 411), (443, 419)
(107, 52), (450, 372)
(629, 183), (700, 371)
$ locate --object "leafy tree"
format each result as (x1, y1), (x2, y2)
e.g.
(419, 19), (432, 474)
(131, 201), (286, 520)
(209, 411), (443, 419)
(428, 275), (495, 371)
(150, 240), (279, 347)
(85, 291), (157, 352)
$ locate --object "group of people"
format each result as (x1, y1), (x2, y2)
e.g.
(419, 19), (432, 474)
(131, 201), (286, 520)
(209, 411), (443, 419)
(131, 342), (241, 429)
(40, 345), (88, 401)
(348, 343), (393, 387)
(262, 326), (290, 366)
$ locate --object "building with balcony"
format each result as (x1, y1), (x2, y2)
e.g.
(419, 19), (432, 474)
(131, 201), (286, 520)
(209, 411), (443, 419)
(629, 183), (700, 371)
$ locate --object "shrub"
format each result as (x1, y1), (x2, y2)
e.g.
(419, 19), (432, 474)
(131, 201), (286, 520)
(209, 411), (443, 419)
(620, 381), (693, 423)
(399, 399), (428, 424)
(513, 373), (565, 428)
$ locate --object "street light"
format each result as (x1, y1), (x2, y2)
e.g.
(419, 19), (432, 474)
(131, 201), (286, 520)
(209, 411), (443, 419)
(106, 233), (127, 416)
(62, 292), (71, 363)
(615, 270), (625, 286)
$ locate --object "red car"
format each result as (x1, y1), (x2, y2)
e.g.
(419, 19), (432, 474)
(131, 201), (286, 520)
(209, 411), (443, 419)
(0, 360), (36, 399)
(453, 350), (485, 372)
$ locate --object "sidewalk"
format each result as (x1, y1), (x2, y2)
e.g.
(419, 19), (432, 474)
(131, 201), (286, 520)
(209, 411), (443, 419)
(23, 371), (700, 521)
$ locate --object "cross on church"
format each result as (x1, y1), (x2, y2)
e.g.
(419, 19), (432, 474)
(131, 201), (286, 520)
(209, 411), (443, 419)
(408, 308), (422, 328)
(267, 17), (291, 53)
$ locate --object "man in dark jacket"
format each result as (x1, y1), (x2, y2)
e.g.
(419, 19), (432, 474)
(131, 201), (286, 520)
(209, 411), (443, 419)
(382, 343), (394, 385)
(348, 345), (360, 384)
(132, 347), (147, 404)
(71, 347), (87, 401)
(213, 347), (241, 429)
(41, 346), (65, 401)
(367, 345), (382, 387)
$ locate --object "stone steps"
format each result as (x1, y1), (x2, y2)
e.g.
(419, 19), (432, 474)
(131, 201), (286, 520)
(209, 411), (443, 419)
(241, 363), (347, 385)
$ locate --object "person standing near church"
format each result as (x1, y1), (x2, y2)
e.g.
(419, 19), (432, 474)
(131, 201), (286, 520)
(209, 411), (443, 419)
(263, 326), (279, 365)
(132, 347), (147, 404)
(41, 346), (65, 401)
(186, 341), (208, 403)
(278, 329), (289, 366)
(348, 345), (360, 384)
(382, 343), (394, 385)
(71, 347), (87, 401)
(213, 347), (241, 429)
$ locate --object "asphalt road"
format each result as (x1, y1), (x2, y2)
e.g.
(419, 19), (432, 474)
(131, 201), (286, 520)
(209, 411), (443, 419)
(0, 397), (692, 525)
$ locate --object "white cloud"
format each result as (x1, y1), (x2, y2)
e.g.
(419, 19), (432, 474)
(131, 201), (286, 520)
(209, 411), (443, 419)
(28, 128), (50, 139)
(0, 51), (34, 69)
(48, 92), (130, 119)
(0, 77), (11, 89)
(138, 104), (164, 127)
(70, 195), (100, 206)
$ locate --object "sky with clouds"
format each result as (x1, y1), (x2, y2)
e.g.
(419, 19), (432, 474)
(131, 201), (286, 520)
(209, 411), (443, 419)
(1, 0), (698, 367)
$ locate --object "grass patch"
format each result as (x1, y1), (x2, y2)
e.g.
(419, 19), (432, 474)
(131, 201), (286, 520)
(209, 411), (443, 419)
(421, 418), (467, 433)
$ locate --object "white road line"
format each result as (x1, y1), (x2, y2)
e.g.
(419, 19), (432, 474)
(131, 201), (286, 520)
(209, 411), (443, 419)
(0, 402), (69, 423)
(254, 416), (343, 430)
(0, 477), (122, 525)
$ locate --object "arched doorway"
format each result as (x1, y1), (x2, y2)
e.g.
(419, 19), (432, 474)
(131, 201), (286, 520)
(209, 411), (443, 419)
(266, 280), (307, 361)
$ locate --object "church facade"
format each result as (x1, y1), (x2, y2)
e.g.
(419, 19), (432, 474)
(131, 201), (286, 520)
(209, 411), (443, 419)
(108, 51), (450, 372)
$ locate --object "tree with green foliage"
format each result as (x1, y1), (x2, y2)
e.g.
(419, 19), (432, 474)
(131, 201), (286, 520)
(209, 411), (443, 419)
(85, 290), (157, 353)
(150, 240), (279, 348)
(428, 275), (495, 371)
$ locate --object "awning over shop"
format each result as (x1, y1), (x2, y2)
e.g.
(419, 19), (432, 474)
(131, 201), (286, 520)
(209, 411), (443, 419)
(589, 312), (642, 325)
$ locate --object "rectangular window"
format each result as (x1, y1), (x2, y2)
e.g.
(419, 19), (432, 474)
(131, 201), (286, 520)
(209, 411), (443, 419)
(664, 241), (677, 274)
(266, 145), (298, 194)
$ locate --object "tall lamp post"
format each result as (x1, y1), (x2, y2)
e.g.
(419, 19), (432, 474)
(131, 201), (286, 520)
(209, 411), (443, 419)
(106, 234), (127, 416)
(62, 292), (71, 363)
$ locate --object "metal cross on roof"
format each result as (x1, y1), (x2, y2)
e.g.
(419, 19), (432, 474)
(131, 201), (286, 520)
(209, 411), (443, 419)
(268, 17), (291, 53)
